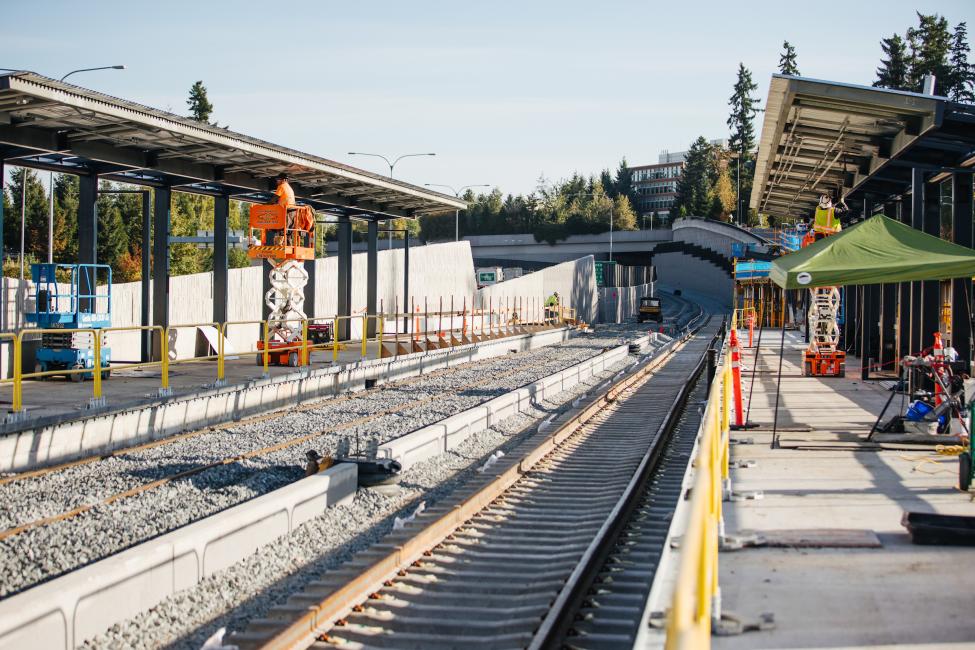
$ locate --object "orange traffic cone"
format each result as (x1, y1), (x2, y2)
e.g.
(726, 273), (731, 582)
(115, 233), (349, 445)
(933, 332), (945, 406)
(730, 328), (745, 427)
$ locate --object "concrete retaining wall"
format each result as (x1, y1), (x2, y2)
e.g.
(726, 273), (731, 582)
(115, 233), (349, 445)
(377, 343), (631, 469)
(672, 217), (765, 258)
(597, 283), (654, 323)
(476, 256), (598, 324)
(0, 241), (478, 373)
(0, 327), (571, 473)
(654, 251), (733, 307)
(0, 463), (357, 650)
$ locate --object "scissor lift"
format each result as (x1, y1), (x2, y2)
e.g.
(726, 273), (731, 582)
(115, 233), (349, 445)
(26, 263), (112, 381)
(248, 201), (319, 366)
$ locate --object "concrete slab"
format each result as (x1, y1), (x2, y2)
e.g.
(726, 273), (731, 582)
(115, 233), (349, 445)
(713, 329), (975, 649)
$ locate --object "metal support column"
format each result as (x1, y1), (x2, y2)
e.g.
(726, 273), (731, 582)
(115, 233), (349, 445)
(337, 215), (352, 341)
(366, 220), (378, 337)
(951, 173), (974, 369)
(141, 191), (151, 362)
(910, 169), (925, 354)
(78, 174), (98, 265)
(896, 198), (912, 360)
(304, 256), (317, 322)
(920, 172), (941, 351)
(213, 194), (229, 325)
(403, 228), (410, 330)
(0, 160), (4, 331)
(262, 262), (271, 321)
(152, 186), (172, 357)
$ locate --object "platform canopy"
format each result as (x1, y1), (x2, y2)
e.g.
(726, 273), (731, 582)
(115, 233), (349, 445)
(770, 215), (975, 289)
(0, 71), (465, 219)
(751, 75), (975, 220)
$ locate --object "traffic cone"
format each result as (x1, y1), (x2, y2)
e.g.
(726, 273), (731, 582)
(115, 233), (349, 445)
(933, 332), (945, 406)
(730, 329), (745, 427)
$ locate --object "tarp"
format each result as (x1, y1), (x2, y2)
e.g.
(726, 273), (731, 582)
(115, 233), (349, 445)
(770, 215), (975, 289)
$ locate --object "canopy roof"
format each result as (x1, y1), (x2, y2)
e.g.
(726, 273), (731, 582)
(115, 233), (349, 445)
(0, 72), (465, 219)
(751, 75), (975, 220)
(770, 215), (975, 289)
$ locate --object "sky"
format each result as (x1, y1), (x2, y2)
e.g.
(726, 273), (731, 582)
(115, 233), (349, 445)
(1, 0), (973, 196)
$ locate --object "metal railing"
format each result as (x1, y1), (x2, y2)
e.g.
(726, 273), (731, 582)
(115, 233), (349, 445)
(0, 297), (573, 417)
(665, 340), (731, 650)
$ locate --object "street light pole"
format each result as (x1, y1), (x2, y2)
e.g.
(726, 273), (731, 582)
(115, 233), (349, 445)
(424, 183), (489, 242)
(348, 152), (436, 249)
(46, 65), (125, 264)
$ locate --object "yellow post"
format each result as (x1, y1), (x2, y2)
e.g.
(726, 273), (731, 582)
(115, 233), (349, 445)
(12, 334), (22, 413)
(217, 323), (226, 381)
(302, 319), (309, 365)
(92, 329), (102, 400)
(361, 314), (368, 358)
(161, 327), (170, 391)
(263, 321), (270, 374)
(332, 317), (339, 363)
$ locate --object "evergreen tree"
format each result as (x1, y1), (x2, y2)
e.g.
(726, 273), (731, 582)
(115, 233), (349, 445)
(674, 136), (715, 217)
(778, 41), (800, 75)
(907, 12), (952, 94)
(96, 182), (130, 272)
(874, 34), (911, 90)
(187, 81), (214, 123)
(947, 22), (974, 102)
(53, 174), (79, 262)
(3, 167), (48, 259)
(727, 64), (760, 221)
(613, 158), (634, 205)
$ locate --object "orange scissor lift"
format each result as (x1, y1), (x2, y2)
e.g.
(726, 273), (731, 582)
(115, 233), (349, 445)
(248, 201), (318, 366)
(801, 198), (845, 377)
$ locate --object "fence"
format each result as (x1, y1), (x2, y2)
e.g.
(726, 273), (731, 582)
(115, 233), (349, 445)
(0, 296), (572, 418)
(665, 334), (731, 649)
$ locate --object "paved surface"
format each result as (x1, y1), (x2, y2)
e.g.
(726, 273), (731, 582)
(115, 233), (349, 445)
(715, 329), (975, 649)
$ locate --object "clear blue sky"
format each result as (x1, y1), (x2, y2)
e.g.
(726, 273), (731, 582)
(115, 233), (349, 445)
(2, 1), (972, 195)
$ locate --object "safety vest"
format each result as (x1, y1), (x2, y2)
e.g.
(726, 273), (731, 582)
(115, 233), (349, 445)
(545, 294), (560, 307)
(813, 205), (841, 235)
(275, 180), (296, 207)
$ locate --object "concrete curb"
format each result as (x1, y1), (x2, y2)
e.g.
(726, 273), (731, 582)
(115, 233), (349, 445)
(0, 462), (357, 650)
(377, 343), (632, 469)
(0, 327), (570, 472)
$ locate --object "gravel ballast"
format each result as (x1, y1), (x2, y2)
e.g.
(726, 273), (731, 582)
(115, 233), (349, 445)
(0, 320), (675, 598)
(82, 347), (645, 650)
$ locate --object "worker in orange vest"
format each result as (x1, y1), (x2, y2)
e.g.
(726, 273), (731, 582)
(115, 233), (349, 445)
(274, 173), (296, 207)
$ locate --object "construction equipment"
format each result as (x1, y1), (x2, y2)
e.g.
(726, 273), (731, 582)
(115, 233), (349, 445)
(26, 263), (112, 381)
(637, 296), (663, 323)
(248, 199), (317, 366)
(802, 196), (846, 377)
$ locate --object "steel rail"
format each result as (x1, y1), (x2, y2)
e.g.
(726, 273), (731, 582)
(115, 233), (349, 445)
(529, 316), (721, 649)
(232, 309), (713, 650)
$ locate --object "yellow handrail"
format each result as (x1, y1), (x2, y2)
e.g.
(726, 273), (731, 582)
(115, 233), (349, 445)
(665, 344), (731, 650)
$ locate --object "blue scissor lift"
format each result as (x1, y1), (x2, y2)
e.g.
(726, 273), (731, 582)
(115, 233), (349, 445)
(26, 264), (112, 381)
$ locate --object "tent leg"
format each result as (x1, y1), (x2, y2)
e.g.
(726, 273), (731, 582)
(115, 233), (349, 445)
(771, 292), (787, 450)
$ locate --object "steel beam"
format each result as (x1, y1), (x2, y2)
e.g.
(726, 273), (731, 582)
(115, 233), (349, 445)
(78, 174), (97, 265)
(896, 199), (911, 362)
(951, 173), (973, 368)
(213, 194), (229, 324)
(152, 186), (172, 343)
(366, 220), (378, 337)
(918, 171), (943, 356)
(910, 168), (926, 355)
(141, 191), (151, 362)
(337, 216), (352, 341)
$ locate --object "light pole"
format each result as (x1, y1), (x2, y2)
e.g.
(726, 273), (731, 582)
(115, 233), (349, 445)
(348, 152), (436, 248)
(45, 65), (125, 264)
(424, 183), (490, 242)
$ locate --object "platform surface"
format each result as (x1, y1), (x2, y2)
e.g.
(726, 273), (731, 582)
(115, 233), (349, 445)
(715, 329), (975, 648)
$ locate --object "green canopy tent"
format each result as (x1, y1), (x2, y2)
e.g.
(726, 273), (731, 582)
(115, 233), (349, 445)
(770, 215), (975, 289)
(763, 215), (975, 447)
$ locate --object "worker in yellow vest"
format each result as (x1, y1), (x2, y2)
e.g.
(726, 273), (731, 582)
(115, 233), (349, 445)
(812, 194), (842, 237)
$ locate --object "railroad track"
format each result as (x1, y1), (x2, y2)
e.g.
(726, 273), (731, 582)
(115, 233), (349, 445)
(230, 312), (719, 650)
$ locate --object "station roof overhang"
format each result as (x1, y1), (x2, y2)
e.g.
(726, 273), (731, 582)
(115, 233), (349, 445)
(750, 74), (975, 220)
(0, 72), (466, 220)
